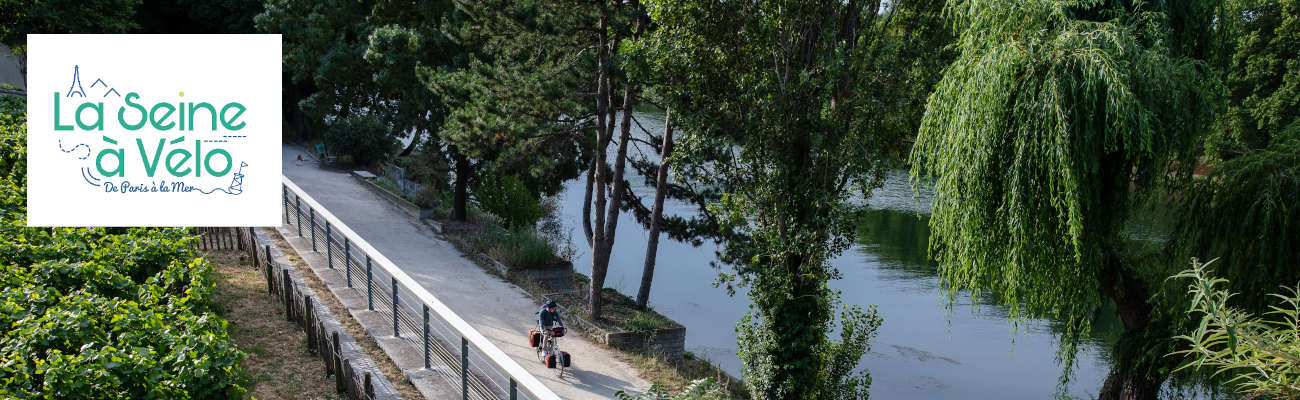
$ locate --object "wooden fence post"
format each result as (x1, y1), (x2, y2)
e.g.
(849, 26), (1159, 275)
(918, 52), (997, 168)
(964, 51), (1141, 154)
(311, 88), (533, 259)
(264, 245), (273, 294)
(283, 269), (293, 322)
(304, 296), (315, 354)
(364, 372), (374, 400)
(342, 359), (353, 396)
(333, 332), (345, 392)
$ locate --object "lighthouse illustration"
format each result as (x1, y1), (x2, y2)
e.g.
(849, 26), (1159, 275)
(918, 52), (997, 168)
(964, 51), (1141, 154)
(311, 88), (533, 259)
(227, 162), (248, 195)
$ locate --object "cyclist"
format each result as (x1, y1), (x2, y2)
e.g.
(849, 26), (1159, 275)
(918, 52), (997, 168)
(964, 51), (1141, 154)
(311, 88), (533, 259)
(537, 300), (564, 357)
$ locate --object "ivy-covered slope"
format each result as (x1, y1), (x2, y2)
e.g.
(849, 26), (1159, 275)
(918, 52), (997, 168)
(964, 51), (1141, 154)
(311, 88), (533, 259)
(0, 95), (245, 399)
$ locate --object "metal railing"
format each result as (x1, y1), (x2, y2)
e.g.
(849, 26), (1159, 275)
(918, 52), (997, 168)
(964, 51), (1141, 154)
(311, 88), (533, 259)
(282, 177), (559, 400)
(380, 163), (425, 198)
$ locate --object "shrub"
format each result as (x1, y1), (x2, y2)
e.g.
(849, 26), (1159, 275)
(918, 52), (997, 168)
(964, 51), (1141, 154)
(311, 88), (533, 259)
(626, 312), (667, 335)
(470, 225), (561, 268)
(615, 377), (728, 400)
(1172, 259), (1300, 399)
(324, 113), (397, 166)
(0, 100), (245, 398)
(473, 174), (542, 228)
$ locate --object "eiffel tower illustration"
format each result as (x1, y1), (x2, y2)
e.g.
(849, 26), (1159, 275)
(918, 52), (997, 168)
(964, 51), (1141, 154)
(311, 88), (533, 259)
(66, 65), (86, 97)
(227, 162), (247, 195)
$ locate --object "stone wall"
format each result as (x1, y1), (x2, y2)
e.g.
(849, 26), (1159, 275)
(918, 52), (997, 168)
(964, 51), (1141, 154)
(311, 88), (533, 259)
(482, 255), (574, 292)
(0, 44), (24, 91)
(605, 327), (687, 362)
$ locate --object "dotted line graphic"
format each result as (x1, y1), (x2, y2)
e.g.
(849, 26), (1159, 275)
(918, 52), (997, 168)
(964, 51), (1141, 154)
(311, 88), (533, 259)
(58, 139), (91, 160)
(222, 135), (247, 138)
(202, 139), (228, 143)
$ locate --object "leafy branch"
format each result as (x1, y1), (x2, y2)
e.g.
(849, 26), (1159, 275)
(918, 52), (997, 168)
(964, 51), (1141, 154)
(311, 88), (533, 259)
(1171, 258), (1300, 398)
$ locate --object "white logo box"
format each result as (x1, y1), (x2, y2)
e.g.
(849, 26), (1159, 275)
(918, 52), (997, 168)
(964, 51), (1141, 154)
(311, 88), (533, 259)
(26, 34), (282, 227)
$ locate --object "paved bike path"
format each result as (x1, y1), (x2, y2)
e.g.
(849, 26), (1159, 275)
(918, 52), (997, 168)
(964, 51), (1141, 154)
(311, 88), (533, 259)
(281, 146), (649, 399)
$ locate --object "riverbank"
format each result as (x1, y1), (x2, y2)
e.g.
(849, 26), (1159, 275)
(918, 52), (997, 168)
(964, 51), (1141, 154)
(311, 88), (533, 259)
(282, 144), (650, 399)
(350, 156), (748, 398)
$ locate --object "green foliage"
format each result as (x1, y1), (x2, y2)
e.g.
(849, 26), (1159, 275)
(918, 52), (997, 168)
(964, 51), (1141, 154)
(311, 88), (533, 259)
(1174, 125), (1300, 312)
(0, 0), (262, 50)
(135, 0), (263, 34)
(636, 0), (943, 397)
(1172, 259), (1300, 398)
(324, 113), (398, 166)
(364, 1), (459, 154)
(625, 312), (667, 335)
(614, 377), (729, 400)
(0, 101), (244, 398)
(469, 225), (562, 269)
(1215, 0), (1300, 151)
(0, 0), (141, 49)
(474, 174), (543, 228)
(910, 0), (1217, 378)
(256, 0), (381, 137)
(422, 0), (591, 196)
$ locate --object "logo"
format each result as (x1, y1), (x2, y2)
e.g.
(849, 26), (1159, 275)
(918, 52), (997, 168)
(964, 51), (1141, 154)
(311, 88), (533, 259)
(26, 35), (282, 226)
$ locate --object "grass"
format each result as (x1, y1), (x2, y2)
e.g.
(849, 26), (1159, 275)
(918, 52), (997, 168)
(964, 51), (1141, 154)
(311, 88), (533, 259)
(626, 351), (749, 399)
(546, 274), (682, 333)
(207, 249), (339, 400)
(625, 312), (668, 335)
(265, 230), (425, 400)
(469, 225), (564, 268)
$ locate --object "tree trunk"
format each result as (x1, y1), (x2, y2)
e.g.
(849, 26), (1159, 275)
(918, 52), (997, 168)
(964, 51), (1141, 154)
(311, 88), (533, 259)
(1098, 366), (1161, 400)
(581, 157), (596, 247)
(398, 130), (421, 157)
(591, 85), (633, 320)
(636, 108), (673, 309)
(1097, 246), (1162, 400)
(452, 152), (471, 222)
(588, 13), (611, 320)
(284, 75), (313, 143)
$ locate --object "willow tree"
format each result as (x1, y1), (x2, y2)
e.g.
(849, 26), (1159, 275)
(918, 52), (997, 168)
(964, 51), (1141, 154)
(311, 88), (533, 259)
(1172, 0), (1300, 329)
(637, 0), (947, 398)
(910, 0), (1216, 398)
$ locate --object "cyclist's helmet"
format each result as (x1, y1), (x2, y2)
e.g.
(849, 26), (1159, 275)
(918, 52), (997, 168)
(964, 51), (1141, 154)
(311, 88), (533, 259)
(545, 300), (558, 308)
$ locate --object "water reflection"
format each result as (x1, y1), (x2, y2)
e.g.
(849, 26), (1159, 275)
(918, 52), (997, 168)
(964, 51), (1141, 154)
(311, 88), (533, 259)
(553, 111), (1113, 399)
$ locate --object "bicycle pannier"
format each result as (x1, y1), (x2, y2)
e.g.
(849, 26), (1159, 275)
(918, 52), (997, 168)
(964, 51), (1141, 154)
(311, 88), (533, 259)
(529, 328), (542, 348)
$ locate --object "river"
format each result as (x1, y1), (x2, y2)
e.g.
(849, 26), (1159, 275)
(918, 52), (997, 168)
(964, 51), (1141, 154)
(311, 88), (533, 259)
(551, 112), (1114, 399)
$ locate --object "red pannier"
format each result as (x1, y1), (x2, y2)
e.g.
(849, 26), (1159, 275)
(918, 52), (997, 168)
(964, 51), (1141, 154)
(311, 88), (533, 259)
(560, 351), (571, 367)
(528, 328), (542, 348)
(545, 353), (557, 368)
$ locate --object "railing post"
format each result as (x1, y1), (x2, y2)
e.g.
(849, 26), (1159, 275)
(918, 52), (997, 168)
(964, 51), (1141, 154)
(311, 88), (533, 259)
(309, 208), (317, 252)
(461, 336), (469, 400)
(366, 256), (373, 311)
(283, 185), (290, 224)
(423, 304), (430, 369)
(325, 222), (333, 269)
(392, 277), (399, 337)
(294, 195), (302, 237)
(344, 238), (352, 287)
(510, 378), (517, 400)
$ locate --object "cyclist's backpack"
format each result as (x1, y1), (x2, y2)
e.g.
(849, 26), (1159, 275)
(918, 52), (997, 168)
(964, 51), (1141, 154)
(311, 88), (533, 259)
(545, 353), (557, 368)
(560, 351), (571, 368)
(528, 329), (542, 348)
